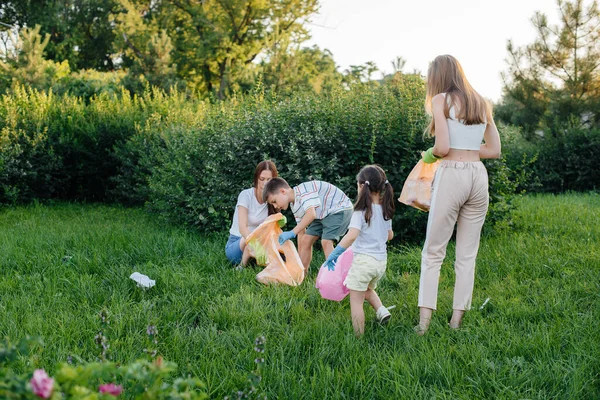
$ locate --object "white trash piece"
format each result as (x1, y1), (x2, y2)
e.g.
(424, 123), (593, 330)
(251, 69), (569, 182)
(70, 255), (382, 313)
(479, 297), (491, 310)
(130, 272), (156, 289)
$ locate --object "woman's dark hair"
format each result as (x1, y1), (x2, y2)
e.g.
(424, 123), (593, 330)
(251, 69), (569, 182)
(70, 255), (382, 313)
(253, 160), (278, 188)
(354, 165), (395, 225)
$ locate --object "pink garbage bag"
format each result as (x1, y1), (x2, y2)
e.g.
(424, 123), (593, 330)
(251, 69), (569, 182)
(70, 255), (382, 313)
(315, 247), (354, 301)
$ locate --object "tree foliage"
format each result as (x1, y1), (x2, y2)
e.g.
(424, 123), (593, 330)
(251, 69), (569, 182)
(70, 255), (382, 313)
(147, 0), (320, 98)
(259, 44), (342, 95)
(0, 0), (408, 100)
(2, 0), (342, 99)
(111, 0), (182, 92)
(499, 0), (600, 134)
(0, 25), (70, 92)
(0, 0), (118, 71)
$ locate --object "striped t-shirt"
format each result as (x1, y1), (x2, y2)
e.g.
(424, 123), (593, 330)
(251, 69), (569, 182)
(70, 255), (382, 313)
(291, 181), (353, 222)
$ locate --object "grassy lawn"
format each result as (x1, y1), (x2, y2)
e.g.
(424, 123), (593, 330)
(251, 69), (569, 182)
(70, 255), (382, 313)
(1, 194), (599, 398)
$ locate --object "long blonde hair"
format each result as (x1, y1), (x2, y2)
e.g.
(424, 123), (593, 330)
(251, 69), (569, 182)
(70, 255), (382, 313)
(425, 55), (492, 136)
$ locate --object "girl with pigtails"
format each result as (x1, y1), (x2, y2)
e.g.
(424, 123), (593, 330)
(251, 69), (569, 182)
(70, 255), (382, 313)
(324, 165), (395, 337)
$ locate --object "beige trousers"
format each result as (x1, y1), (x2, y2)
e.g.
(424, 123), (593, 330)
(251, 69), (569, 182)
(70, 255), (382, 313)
(418, 160), (489, 311)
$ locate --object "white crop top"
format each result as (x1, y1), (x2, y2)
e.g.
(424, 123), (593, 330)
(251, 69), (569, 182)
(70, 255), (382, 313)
(441, 93), (486, 151)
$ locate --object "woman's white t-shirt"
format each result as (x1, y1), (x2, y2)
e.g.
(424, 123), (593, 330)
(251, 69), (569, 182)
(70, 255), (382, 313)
(229, 188), (268, 237)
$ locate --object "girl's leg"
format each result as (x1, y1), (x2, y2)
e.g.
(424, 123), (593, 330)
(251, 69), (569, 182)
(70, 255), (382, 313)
(366, 288), (391, 324)
(349, 290), (367, 337)
(364, 288), (383, 311)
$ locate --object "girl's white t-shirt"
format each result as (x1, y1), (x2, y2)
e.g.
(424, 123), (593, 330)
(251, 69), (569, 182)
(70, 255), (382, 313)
(349, 204), (392, 261)
(229, 188), (268, 237)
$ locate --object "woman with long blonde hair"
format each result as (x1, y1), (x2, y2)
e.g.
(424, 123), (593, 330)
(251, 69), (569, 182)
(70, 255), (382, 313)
(416, 55), (501, 334)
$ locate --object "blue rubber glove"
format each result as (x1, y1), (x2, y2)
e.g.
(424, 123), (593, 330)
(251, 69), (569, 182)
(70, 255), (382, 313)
(324, 245), (346, 271)
(278, 230), (296, 245)
(422, 147), (441, 164)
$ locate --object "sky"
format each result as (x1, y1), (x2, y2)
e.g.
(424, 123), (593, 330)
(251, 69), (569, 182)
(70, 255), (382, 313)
(305, 0), (559, 101)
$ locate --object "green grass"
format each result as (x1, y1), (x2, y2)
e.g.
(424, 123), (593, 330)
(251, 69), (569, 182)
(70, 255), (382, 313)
(1, 194), (599, 399)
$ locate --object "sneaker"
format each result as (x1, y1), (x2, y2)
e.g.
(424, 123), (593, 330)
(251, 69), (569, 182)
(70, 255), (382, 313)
(376, 306), (391, 325)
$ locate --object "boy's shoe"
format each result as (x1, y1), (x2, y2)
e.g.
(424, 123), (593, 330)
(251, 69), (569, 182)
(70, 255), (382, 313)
(376, 306), (391, 325)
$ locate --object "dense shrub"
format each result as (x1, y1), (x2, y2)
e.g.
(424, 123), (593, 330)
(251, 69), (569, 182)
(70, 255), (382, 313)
(0, 335), (207, 399)
(133, 77), (431, 241)
(0, 85), (202, 202)
(128, 76), (518, 241)
(0, 77), (521, 242)
(52, 69), (128, 101)
(0, 87), (65, 203)
(502, 125), (600, 193)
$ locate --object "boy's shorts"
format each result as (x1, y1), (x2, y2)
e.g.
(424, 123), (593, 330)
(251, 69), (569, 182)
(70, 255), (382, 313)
(305, 208), (353, 241)
(344, 253), (387, 291)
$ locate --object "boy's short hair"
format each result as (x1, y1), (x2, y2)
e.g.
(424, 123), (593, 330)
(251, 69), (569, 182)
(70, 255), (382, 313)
(263, 177), (290, 202)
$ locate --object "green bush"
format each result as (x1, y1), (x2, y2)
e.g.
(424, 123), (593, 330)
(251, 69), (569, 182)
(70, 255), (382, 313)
(502, 125), (600, 193)
(0, 78), (521, 242)
(1, 320), (268, 399)
(132, 76), (518, 242)
(0, 337), (208, 399)
(138, 78), (431, 241)
(0, 85), (202, 203)
(0, 87), (65, 203)
(52, 69), (128, 101)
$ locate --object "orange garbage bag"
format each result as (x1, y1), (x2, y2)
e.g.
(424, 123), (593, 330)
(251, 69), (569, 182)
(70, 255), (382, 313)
(398, 159), (441, 212)
(246, 213), (305, 286)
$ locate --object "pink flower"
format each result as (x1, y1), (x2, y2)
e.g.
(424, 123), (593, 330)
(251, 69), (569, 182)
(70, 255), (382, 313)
(99, 383), (123, 396)
(30, 369), (54, 399)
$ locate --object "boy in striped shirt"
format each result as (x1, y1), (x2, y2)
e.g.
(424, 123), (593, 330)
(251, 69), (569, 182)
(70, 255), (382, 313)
(263, 177), (353, 271)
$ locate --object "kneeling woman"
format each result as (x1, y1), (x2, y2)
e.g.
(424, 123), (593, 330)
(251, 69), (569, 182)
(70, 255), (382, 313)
(225, 160), (279, 266)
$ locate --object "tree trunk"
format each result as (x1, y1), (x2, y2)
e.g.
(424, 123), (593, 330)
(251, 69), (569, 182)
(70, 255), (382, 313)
(218, 59), (228, 100)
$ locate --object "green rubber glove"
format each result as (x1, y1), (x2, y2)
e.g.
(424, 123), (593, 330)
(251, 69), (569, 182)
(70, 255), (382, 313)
(422, 147), (441, 164)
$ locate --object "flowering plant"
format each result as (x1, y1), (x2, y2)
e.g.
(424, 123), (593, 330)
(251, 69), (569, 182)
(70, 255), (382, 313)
(0, 335), (207, 399)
